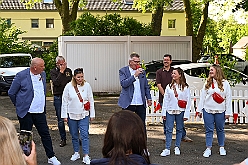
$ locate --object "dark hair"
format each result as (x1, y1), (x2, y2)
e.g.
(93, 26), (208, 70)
(163, 54), (172, 60)
(170, 67), (188, 90)
(102, 111), (150, 165)
(74, 68), (83, 75)
(130, 52), (140, 59)
(72, 68), (85, 86)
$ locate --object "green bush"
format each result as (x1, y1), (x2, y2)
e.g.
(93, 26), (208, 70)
(0, 18), (33, 54)
(66, 12), (153, 36)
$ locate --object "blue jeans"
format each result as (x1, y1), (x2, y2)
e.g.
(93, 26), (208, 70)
(165, 111), (184, 149)
(68, 116), (89, 154)
(18, 113), (55, 158)
(203, 109), (225, 147)
(54, 95), (66, 140)
(124, 105), (146, 133)
(160, 103), (186, 138)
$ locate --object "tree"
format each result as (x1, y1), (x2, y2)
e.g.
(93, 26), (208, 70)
(114, 0), (173, 36)
(67, 12), (153, 36)
(22, 0), (87, 34)
(235, 0), (248, 11)
(183, 0), (210, 62)
(0, 18), (32, 54)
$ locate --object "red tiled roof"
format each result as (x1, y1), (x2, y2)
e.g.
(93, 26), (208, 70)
(0, 0), (184, 11)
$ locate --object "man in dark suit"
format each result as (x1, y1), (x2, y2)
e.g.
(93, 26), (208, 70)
(8, 57), (61, 165)
(118, 53), (152, 128)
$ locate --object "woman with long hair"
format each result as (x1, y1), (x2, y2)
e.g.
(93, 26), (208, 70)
(160, 67), (191, 157)
(196, 64), (232, 158)
(0, 116), (37, 165)
(91, 110), (154, 165)
(61, 68), (95, 164)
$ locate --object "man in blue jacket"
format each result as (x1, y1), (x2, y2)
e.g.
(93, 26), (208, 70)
(118, 53), (152, 129)
(8, 57), (61, 165)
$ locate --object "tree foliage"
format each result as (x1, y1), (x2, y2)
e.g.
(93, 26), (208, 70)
(66, 12), (153, 36)
(235, 0), (248, 11)
(113, 0), (173, 35)
(21, 0), (87, 34)
(203, 17), (248, 55)
(0, 18), (32, 54)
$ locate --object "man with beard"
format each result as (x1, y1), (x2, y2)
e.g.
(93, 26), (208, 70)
(156, 54), (193, 142)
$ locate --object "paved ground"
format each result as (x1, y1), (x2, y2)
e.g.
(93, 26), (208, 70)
(0, 95), (247, 165)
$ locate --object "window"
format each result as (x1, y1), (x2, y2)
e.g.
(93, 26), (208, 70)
(31, 19), (39, 28)
(6, 19), (11, 26)
(43, 0), (53, 3)
(46, 19), (54, 28)
(168, 19), (176, 29)
(43, 42), (53, 47)
(124, 0), (133, 5)
(31, 41), (42, 46)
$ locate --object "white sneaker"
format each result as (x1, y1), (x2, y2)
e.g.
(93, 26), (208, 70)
(174, 147), (180, 155)
(48, 156), (61, 165)
(70, 152), (80, 161)
(82, 155), (91, 164)
(160, 149), (170, 157)
(219, 147), (226, 156)
(203, 148), (211, 158)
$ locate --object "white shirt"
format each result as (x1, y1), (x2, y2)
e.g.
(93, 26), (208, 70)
(161, 83), (191, 119)
(197, 79), (232, 115)
(61, 82), (95, 120)
(129, 67), (143, 105)
(28, 72), (45, 113)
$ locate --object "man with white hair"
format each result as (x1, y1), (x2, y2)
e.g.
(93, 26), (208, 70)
(50, 56), (72, 147)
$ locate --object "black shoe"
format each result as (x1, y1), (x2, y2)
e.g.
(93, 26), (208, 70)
(60, 139), (66, 147)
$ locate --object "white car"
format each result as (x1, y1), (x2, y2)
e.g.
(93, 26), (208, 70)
(197, 54), (248, 75)
(172, 63), (248, 91)
(147, 63), (248, 92)
(0, 53), (32, 95)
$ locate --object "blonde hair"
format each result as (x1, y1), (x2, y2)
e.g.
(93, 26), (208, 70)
(0, 116), (27, 165)
(205, 64), (226, 91)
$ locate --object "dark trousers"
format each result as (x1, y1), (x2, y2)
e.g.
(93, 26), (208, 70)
(54, 95), (66, 140)
(123, 105), (146, 133)
(18, 112), (55, 158)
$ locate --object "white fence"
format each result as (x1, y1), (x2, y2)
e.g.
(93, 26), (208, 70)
(146, 90), (248, 124)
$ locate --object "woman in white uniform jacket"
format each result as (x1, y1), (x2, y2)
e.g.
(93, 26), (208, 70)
(160, 67), (191, 157)
(61, 68), (95, 164)
(196, 64), (232, 158)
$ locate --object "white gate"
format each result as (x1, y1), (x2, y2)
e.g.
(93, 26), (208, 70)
(146, 90), (248, 124)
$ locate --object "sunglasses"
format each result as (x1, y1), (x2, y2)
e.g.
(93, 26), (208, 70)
(74, 68), (84, 74)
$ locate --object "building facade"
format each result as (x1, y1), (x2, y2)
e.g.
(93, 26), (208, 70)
(0, 0), (186, 47)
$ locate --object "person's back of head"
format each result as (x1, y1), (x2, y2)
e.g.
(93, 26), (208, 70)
(0, 116), (26, 165)
(102, 110), (150, 165)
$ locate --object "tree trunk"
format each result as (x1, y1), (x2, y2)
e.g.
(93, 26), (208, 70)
(54, 0), (79, 34)
(183, 0), (209, 62)
(151, 5), (164, 36)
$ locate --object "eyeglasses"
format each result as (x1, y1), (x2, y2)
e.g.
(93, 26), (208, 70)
(132, 60), (140, 63)
(74, 68), (84, 74)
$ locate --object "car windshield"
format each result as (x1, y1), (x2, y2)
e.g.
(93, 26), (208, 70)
(184, 66), (248, 84)
(0, 56), (31, 68)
